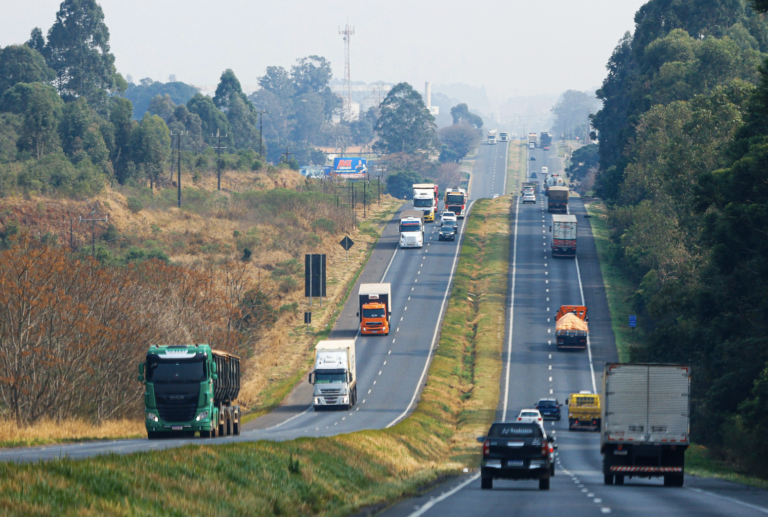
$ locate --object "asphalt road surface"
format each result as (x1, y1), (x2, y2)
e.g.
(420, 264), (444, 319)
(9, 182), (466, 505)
(0, 143), (507, 463)
(381, 143), (768, 517)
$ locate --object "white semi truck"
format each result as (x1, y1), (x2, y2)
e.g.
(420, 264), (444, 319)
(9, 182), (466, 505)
(309, 340), (357, 410)
(399, 210), (424, 248)
(412, 188), (436, 222)
(601, 364), (691, 487)
(487, 129), (498, 145)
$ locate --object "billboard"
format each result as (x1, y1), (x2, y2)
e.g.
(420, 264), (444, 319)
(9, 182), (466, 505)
(333, 157), (367, 179)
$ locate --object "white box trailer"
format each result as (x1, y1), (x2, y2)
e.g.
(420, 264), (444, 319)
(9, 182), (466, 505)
(310, 340), (357, 410)
(601, 363), (691, 487)
(551, 214), (577, 258)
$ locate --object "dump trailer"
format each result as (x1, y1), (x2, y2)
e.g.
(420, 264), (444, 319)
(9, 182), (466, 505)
(444, 187), (468, 218)
(528, 132), (537, 148)
(555, 305), (588, 350)
(310, 340), (357, 410)
(399, 210), (424, 248)
(601, 364), (691, 487)
(551, 214), (577, 258)
(140, 344), (241, 439)
(548, 186), (569, 213)
(358, 283), (392, 335)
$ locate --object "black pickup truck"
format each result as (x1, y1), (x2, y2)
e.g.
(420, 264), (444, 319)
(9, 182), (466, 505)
(478, 422), (555, 490)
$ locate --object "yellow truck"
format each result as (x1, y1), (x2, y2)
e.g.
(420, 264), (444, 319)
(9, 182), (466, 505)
(566, 391), (601, 431)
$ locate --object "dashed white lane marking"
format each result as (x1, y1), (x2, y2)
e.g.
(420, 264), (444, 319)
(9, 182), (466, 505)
(548, 340), (552, 345)
(379, 370), (382, 375)
(547, 307), (550, 311)
(549, 377), (552, 381)
(405, 306), (408, 311)
(373, 380), (377, 385)
(362, 399), (366, 403)
(549, 365), (552, 370)
(404, 472), (480, 517)
(601, 509), (611, 514)
(594, 499), (602, 504)
(408, 296), (411, 301)
(383, 361), (387, 365)
(548, 329), (551, 333)
(368, 389), (371, 394)
(388, 350), (392, 354)
(549, 354), (552, 359)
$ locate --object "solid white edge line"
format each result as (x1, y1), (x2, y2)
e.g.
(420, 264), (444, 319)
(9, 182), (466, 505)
(406, 472), (481, 517)
(386, 200), (477, 428)
(261, 406), (313, 431)
(501, 140), (510, 196)
(687, 487), (768, 514)
(575, 255), (597, 394)
(502, 194), (520, 421)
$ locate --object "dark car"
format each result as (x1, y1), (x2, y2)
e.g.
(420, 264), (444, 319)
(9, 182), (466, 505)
(478, 422), (555, 490)
(438, 226), (456, 241)
(534, 398), (561, 420)
(531, 156), (536, 160)
(441, 219), (458, 233)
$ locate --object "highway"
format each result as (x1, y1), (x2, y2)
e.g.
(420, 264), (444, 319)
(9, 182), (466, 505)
(381, 142), (768, 517)
(0, 142), (508, 463)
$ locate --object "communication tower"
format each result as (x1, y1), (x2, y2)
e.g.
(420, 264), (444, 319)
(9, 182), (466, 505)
(339, 23), (355, 120)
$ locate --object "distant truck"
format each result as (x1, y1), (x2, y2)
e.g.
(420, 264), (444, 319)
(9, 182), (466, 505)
(358, 283), (391, 335)
(551, 214), (577, 258)
(499, 131), (510, 142)
(566, 391), (601, 432)
(487, 129), (498, 145)
(139, 344), (241, 439)
(399, 210), (424, 248)
(528, 132), (537, 148)
(547, 186), (569, 213)
(544, 172), (562, 194)
(540, 132), (552, 150)
(555, 305), (588, 350)
(601, 364), (691, 487)
(413, 188), (436, 222)
(309, 340), (357, 410)
(444, 187), (468, 219)
(413, 183), (439, 204)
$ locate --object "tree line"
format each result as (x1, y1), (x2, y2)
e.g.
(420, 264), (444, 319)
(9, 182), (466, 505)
(591, 0), (768, 476)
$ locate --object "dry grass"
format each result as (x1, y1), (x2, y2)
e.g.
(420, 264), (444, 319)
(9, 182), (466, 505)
(0, 197), (512, 516)
(0, 419), (145, 448)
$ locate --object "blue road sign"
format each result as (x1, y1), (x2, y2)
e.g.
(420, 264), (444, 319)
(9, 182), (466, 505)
(629, 315), (637, 328)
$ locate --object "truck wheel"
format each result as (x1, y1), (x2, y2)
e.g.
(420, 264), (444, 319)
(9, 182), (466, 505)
(219, 421), (226, 437)
(604, 474), (614, 485)
(539, 477), (550, 490)
(211, 425), (218, 438)
(226, 417), (232, 436)
(664, 474), (684, 487)
(147, 431), (160, 440)
(551, 464), (555, 477)
(615, 475), (624, 485)
(200, 430), (210, 438)
(481, 477), (493, 490)
(233, 420), (240, 436)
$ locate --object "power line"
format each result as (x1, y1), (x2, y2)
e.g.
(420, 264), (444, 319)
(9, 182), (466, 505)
(212, 129), (227, 192)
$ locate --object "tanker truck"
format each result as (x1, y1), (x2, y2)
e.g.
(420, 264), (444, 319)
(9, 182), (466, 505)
(139, 344), (241, 438)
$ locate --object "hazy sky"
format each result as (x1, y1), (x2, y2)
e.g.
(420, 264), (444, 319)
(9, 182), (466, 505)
(1, 0), (648, 103)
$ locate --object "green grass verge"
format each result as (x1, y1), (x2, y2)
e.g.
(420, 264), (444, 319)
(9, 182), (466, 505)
(685, 444), (768, 489)
(506, 141), (526, 196)
(584, 200), (636, 362)
(0, 197), (511, 517)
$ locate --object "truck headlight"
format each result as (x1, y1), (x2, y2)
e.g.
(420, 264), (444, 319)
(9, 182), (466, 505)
(314, 397), (321, 405)
(341, 396), (349, 404)
(195, 411), (209, 421)
(146, 412), (159, 422)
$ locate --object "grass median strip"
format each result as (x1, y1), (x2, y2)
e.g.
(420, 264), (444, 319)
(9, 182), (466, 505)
(0, 197), (510, 516)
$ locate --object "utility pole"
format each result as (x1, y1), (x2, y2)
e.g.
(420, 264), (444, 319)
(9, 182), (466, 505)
(170, 131), (188, 207)
(281, 146), (293, 167)
(363, 181), (367, 218)
(79, 206), (108, 258)
(256, 109), (269, 158)
(212, 129), (227, 191)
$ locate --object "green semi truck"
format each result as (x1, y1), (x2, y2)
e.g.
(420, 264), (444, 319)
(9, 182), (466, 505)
(138, 344), (241, 439)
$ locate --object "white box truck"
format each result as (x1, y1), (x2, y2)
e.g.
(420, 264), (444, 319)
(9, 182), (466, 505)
(601, 364), (691, 487)
(551, 214), (577, 258)
(309, 340), (357, 410)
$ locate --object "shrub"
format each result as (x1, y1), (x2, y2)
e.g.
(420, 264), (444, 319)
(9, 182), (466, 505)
(271, 258), (301, 278)
(279, 276), (298, 293)
(126, 196), (143, 213)
(311, 218), (337, 234)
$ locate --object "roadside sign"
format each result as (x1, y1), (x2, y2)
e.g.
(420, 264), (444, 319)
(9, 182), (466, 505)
(629, 315), (637, 329)
(340, 236), (354, 251)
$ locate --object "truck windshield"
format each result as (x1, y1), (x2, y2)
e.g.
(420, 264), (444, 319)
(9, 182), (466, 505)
(363, 308), (386, 318)
(400, 223), (420, 232)
(414, 199), (433, 207)
(315, 372), (347, 384)
(147, 359), (205, 383)
(446, 195), (464, 204)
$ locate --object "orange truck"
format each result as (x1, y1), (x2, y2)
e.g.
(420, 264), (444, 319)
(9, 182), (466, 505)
(555, 305), (588, 350)
(357, 283), (392, 335)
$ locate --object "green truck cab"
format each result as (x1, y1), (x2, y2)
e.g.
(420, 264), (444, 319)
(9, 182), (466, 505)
(138, 344), (241, 439)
